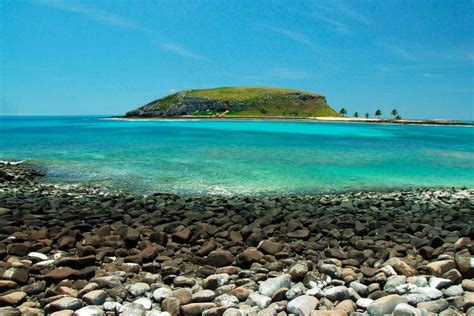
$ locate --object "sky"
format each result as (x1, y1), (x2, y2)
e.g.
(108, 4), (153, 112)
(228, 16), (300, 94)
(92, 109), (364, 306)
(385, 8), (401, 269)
(1, 0), (473, 119)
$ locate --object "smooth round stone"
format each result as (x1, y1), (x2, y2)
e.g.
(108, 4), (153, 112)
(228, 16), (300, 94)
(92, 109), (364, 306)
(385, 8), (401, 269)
(27, 252), (49, 261)
(323, 286), (350, 301)
(258, 274), (291, 297)
(367, 295), (408, 316)
(248, 292), (272, 309)
(356, 298), (374, 309)
(153, 288), (172, 302)
(133, 297), (153, 310)
(129, 282), (151, 297)
(214, 294), (239, 308)
(192, 290), (216, 303)
(103, 301), (121, 312)
(443, 285), (463, 298)
(393, 303), (422, 316)
(429, 277), (451, 290)
(82, 290), (107, 305)
(287, 295), (319, 316)
(73, 305), (104, 316)
(417, 299), (449, 313)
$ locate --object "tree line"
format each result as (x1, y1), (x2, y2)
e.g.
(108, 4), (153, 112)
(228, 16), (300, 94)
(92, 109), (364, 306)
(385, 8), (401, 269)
(338, 108), (401, 120)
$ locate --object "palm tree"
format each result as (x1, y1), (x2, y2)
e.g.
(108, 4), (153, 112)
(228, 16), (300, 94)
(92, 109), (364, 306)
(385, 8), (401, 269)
(354, 112), (359, 118)
(365, 113), (369, 119)
(339, 108), (347, 117)
(391, 109), (398, 118)
(375, 109), (382, 118)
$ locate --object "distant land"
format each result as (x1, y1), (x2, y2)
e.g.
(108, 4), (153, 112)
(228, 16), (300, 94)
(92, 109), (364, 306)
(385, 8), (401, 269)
(123, 86), (472, 126)
(125, 87), (338, 118)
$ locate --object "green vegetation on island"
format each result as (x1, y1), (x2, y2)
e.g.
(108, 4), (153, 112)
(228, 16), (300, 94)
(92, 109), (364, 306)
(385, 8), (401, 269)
(125, 87), (338, 118)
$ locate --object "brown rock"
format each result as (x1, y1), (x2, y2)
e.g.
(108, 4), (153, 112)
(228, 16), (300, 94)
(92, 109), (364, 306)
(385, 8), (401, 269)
(258, 240), (283, 255)
(141, 244), (161, 261)
(231, 287), (253, 301)
(6, 243), (30, 257)
(181, 303), (217, 316)
(162, 297), (181, 316)
(59, 237), (76, 250)
(197, 240), (217, 256)
(173, 228), (192, 243)
(207, 250), (234, 267)
(0, 291), (27, 305)
(1, 266), (30, 284)
(44, 267), (77, 284)
(236, 248), (264, 268)
(426, 260), (456, 276)
(287, 229), (310, 239)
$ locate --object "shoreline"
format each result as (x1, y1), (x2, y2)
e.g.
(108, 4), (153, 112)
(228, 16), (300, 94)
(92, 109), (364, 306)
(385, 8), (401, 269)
(0, 163), (473, 315)
(109, 116), (474, 127)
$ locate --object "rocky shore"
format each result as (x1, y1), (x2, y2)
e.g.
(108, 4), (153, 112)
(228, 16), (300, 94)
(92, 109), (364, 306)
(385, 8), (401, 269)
(0, 163), (473, 316)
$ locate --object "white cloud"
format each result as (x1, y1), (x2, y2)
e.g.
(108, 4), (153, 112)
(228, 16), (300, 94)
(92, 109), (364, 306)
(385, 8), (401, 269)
(33, 0), (137, 28)
(265, 26), (317, 48)
(161, 42), (209, 61)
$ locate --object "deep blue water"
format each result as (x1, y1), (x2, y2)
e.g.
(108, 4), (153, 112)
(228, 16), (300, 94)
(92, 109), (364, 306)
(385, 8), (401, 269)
(1, 116), (473, 195)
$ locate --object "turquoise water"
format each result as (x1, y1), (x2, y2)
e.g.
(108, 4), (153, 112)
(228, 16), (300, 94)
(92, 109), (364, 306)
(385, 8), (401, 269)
(1, 116), (473, 195)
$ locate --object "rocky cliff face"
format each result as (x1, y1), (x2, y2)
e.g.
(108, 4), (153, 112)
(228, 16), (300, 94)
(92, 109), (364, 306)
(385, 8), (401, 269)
(126, 95), (246, 117)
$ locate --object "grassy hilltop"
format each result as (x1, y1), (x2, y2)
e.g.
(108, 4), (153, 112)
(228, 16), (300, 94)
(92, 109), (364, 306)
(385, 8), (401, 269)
(125, 87), (338, 118)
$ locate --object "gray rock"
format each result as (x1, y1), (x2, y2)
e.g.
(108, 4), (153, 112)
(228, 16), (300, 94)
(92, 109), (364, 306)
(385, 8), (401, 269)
(103, 301), (122, 312)
(129, 282), (151, 297)
(289, 263), (308, 282)
(356, 298), (373, 309)
(204, 274), (230, 290)
(82, 290), (107, 305)
(248, 292), (272, 309)
(120, 303), (146, 316)
(323, 286), (350, 301)
(367, 294), (408, 316)
(443, 285), (464, 298)
(429, 277), (451, 290)
(384, 276), (407, 291)
(393, 303), (422, 316)
(74, 305), (105, 316)
(153, 288), (172, 302)
(259, 274), (291, 297)
(417, 299), (449, 313)
(350, 281), (368, 296)
(214, 294), (239, 308)
(45, 297), (83, 313)
(287, 295), (319, 316)
(133, 297), (153, 310)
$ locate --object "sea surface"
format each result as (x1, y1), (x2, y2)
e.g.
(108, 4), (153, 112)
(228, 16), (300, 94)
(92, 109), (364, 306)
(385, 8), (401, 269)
(1, 116), (473, 195)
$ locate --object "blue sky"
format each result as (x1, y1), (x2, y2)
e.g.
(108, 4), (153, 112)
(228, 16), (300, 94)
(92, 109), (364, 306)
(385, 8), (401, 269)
(1, 0), (473, 119)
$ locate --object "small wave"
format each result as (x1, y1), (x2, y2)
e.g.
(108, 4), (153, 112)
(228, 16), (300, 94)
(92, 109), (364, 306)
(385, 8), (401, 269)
(0, 159), (25, 165)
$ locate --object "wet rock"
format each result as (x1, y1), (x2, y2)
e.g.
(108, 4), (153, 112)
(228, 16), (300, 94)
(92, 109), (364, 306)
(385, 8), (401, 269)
(290, 263), (308, 282)
(204, 274), (230, 290)
(172, 228), (192, 243)
(1, 266), (30, 283)
(258, 240), (283, 255)
(44, 267), (78, 284)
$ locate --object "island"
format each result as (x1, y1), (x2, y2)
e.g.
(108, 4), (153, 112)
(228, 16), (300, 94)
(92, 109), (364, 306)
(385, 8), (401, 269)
(125, 87), (338, 118)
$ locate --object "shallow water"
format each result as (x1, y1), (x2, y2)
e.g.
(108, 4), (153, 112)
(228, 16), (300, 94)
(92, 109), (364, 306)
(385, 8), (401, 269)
(1, 116), (473, 195)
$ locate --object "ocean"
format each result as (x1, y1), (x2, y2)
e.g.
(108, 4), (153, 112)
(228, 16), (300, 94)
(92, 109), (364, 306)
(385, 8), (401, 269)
(1, 116), (473, 195)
